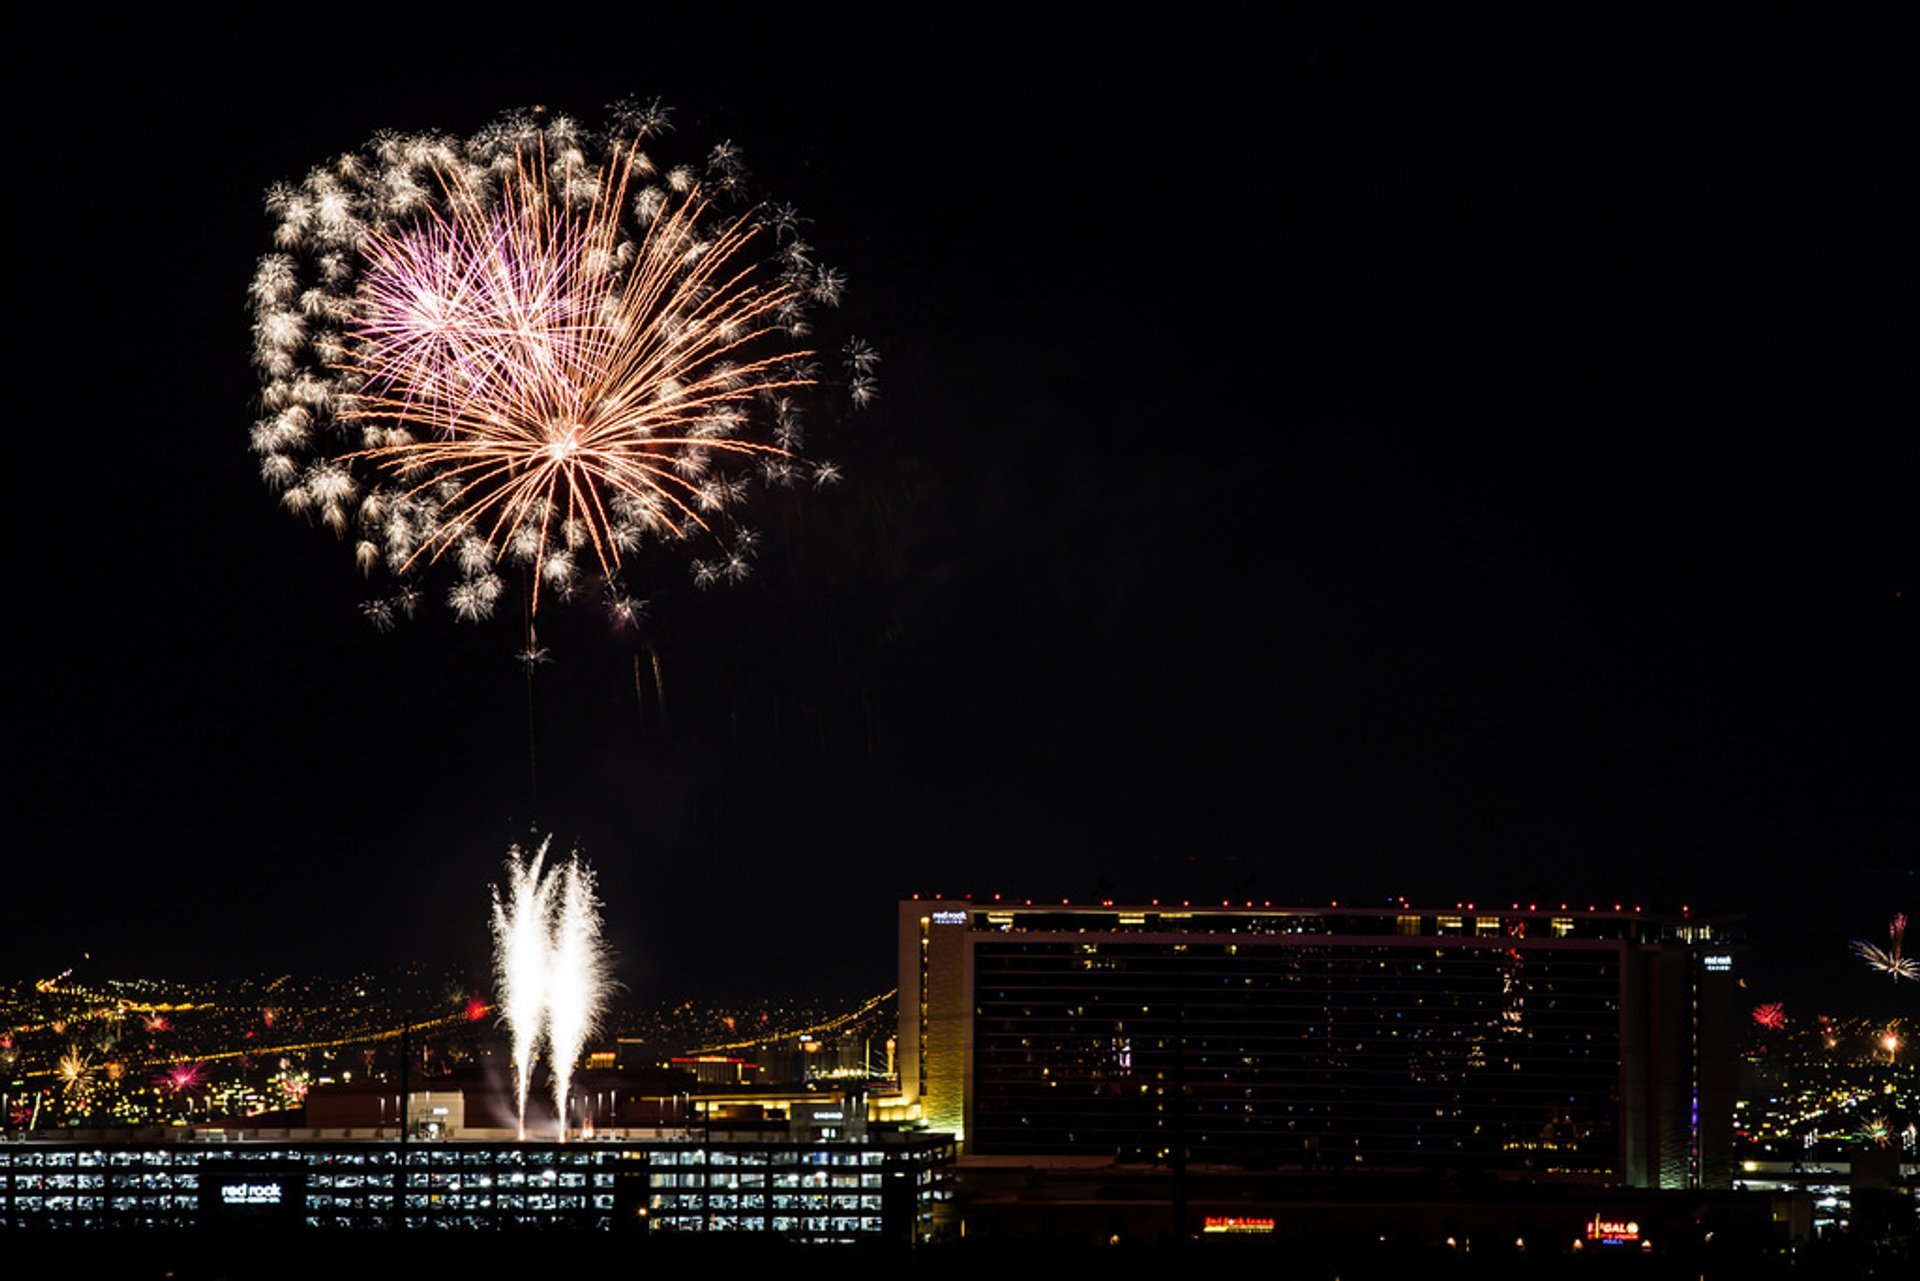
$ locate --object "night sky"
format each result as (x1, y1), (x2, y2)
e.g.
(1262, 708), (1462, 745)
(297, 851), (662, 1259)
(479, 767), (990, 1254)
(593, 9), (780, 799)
(13, 27), (1911, 1011)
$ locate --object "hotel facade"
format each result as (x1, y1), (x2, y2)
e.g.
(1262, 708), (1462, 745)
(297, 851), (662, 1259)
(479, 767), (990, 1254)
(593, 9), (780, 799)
(899, 899), (1737, 1188)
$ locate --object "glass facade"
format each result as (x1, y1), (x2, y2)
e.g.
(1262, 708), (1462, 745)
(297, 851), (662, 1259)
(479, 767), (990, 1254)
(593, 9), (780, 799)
(0, 1136), (953, 1241)
(970, 937), (1620, 1171)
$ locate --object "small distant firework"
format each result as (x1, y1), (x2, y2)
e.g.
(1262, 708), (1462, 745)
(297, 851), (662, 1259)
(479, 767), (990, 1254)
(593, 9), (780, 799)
(57, 1046), (95, 1094)
(1851, 913), (1916, 982)
(251, 102), (870, 629)
(490, 839), (609, 1141)
(1752, 1002), (1787, 1031)
(157, 1061), (208, 1096)
(274, 1062), (311, 1103)
(143, 1014), (170, 1034)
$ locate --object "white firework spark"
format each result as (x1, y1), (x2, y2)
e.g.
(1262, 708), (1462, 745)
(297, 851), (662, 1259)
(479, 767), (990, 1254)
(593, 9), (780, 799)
(489, 839), (610, 1141)
(545, 857), (608, 1141)
(491, 842), (556, 1138)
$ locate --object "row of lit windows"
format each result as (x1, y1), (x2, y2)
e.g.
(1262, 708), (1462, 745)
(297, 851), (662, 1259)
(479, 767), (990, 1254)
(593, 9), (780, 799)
(381, 1214), (616, 1231)
(650, 1193), (885, 1211)
(649, 1149), (886, 1167)
(1, 1151), (180, 1168)
(304, 1193), (393, 1209)
(400, 1193), (614, 1211)
(975, 985), (1618, 1001)
(650, 1170), (884, 1188)
(4, 1212), (194, 1228)
(957, 910), (1671, 939)
(397, 1171), (610, 1189)
(3, 1174), (108, 1190)
(0, 1148), (605, 1169)
(651, 1213), (883, 1235)
(977, 946), (1619, 965)
(5, 1196), (199, 1212)
(0, 1146), (927, 1171)
(2, 1175), (192, 1198)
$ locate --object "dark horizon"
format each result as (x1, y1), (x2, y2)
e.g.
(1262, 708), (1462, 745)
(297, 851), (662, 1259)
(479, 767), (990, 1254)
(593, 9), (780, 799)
(11, 28), (1911, 1020)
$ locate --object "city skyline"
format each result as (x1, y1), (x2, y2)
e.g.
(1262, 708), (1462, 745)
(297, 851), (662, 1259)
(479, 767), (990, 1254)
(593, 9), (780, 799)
(10, 28), (1911, 1011)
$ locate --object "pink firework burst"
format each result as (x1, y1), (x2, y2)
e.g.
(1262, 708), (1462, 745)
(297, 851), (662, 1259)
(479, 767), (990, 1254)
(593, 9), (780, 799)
(157, 1061), (208, 1095)
(1752, 1002), (1786, 1031)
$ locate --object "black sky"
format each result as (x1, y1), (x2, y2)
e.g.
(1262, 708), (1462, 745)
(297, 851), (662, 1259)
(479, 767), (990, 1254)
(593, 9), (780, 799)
(12, 26), (1912, 1012)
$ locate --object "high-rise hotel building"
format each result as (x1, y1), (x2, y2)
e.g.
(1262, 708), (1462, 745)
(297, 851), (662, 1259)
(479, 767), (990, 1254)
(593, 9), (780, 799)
(899, 900), (1737, 1188)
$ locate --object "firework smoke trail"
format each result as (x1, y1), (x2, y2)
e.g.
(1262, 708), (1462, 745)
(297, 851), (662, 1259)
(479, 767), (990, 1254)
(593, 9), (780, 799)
(545, 856), (608, 1141)
(490, 842), (555, 1138)
(251, 103), (872, 631)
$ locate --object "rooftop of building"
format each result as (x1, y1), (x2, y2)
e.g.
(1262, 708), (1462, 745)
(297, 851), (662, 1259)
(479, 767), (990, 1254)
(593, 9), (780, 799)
(905, 897), (1738, 944)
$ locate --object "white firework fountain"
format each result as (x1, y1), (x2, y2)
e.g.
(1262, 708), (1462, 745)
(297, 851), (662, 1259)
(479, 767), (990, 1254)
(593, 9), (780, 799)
(490, 839), (608, 1141)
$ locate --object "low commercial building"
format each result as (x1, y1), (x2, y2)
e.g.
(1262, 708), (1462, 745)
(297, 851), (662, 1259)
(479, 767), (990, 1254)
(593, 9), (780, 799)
(0, 1129), (954, 1243)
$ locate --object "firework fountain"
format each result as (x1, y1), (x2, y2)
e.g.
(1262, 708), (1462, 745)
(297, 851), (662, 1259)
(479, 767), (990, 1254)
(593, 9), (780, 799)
(490, 840), (608, 1140)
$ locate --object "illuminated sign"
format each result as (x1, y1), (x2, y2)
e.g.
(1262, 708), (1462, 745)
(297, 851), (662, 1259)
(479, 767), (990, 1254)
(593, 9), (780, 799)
(221, 1182), (284, 1206)
(1703, 955), (1732, 971)
(1202, 1216), (1275, 1235)
(1586, 1214), (1640, 1245)
(811, 1110), (845, 1121)
(930, 911), (968, 926)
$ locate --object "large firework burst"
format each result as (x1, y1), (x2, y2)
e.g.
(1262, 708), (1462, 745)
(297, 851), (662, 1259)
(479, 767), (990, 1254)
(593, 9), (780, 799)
(251, 102), (871, 627)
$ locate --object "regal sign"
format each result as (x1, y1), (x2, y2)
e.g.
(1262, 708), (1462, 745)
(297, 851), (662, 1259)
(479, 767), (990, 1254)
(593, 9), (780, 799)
(1586, 1213), (1640, 1244)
